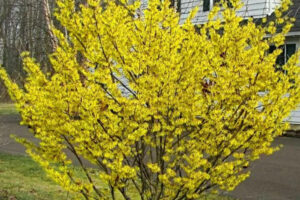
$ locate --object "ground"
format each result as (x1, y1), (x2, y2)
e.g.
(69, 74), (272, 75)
(1, 114), (300, 200)
(0, 152), (70, 200)
(229, 137), (300, 200)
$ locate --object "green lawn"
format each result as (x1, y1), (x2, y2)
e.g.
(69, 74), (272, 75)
(0, 152), (236, 200)
(0, 152), (70, 200)
(0, 104), (18, 115)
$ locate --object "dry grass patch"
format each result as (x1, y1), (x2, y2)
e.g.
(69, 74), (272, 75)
(0, 104), (18, 115)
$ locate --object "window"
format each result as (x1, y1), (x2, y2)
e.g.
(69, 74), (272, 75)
(203, 0), (232, 12)
(203, 0), (210, 11)
(269, 44), (296, 65)
(286, 44), (296, 62)
(269, 44), (296, 73)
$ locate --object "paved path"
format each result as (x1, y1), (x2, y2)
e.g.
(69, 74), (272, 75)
(1, 115), (300, 199)
(0, 115), (29, 155)
(229, 137), (300, 200)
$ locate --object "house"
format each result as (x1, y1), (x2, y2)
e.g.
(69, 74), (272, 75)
(275, 0), (300, 127)
(139, 0), (300, 127)
(180, 0), (281, 24)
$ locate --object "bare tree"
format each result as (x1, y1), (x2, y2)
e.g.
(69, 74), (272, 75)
(0, 0), (58, 101)
(42, 0), (57, 52)
(0, 0), (175, 101)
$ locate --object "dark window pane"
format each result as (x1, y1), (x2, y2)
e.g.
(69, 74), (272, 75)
(269, 44), (296, 74)
(177, 0), (181, 12)
(286, 44), (296, 61)
(170, 0), (175, 8)
(269, 45), (276, 53)
(269, 45), (284, 66)
(203, 0), (210, 11)
(213, 0), (232, 7)
(227, 0), (233, 8)
(276, 46), (285, 66)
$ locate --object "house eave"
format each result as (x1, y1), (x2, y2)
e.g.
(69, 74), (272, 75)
(285, 32), (300, 37)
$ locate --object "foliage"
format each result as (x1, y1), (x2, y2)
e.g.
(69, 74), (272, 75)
(1, 0), (300, 199)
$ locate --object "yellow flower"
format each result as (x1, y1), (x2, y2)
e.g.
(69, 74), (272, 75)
(0, 0), (299, 199)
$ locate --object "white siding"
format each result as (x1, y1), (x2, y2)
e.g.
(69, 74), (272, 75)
(270, 0), (281, 11)
(180, 0), (282, 24)
(140, 0), (148, 10)
(180, 0), (300, 125)
(139, 0), (300, 125)
(287, 106), (300, 124)
(284, 37), (300, 125)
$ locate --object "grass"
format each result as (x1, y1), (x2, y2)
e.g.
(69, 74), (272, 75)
(0, 152), (236, 200)
(0, 152), (137, 200)
(0, 104), (18, 115)
(0, 152), (142, 200)
(0, 152), (70, 200)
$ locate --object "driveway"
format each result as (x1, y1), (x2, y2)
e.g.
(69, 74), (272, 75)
(0, 115), (29, 155)
(1, 114), (300, 200)
(229, 136), (300, 200)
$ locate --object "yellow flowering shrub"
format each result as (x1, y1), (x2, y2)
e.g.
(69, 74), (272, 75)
(1, 0), (300, 199)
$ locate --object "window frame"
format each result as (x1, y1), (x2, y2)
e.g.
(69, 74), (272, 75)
(203, 0), (214, 12)
(203, 0), (211, 12)
(284, 43), (297, 63)
(269, 42), (297, 74)
(276, 43), (297, 65)
(203, 0), (232, 12)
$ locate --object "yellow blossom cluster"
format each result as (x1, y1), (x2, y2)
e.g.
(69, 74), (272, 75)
(0, 0), (300, 199)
